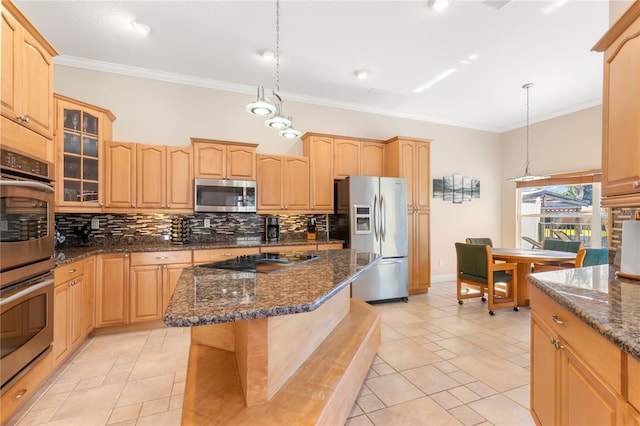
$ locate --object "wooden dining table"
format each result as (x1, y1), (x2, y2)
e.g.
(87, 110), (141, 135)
(491, 248), (578, 306)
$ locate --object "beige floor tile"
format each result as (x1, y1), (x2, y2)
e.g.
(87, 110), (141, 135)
(116, 374), (174, 407)
(371, 362), (395, 376)
(55, 357), (115, 383)
(366, 396), (463, 425)
(44, 381), (76, 395)
(107, 403), (141, 424)
(140, 397), (170, 417)
(73, 331), (149, 362)
(433, 360), (458, 374)
(430, 391), (464, 410)
(465, 381), (498, 398)
(379, 326), (404, 343)
(15, 406), (57, 425)
(365, 373), (424, 407)
(28, 391), (70, 412)
(422, 342), (444, 352)
(448, 385), (481, 404)
(169, 394), (184, 411)
(434, 348), (457, 360)
(437, 337), (485, 357)
(376, 338), (442, 371)
(41, 409), (112, 425)
(449, 352), (530, 392)
(348, 402), (364, 418)
(401, 365), (460, 395)
(345, 415), (374, 426)
(128, 350), (188, 381)
(448, 370), (476, 385)
(468, 394), (535, 426)
(171, 381), (185, 396)
(503, 384), (530, 409)
(51, 383), (124, 421)
(356, 393), (385, 413)
(75, 375), (106, 390)
(135, 408), (182, 425)
(431, 317), (487, 337)
(448, 404), (487, 426)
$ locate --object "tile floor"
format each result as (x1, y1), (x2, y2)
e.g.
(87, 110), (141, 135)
(7, 282), (534, 425)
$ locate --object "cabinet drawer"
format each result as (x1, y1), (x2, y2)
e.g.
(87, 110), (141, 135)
(54, 260), (84, 286)
(629, 355), (640, 413)
(317, 243), (344, 250)
(193, 248), (259, 265)
(130, 250), (192, 266)
(530, 285), (623, 393)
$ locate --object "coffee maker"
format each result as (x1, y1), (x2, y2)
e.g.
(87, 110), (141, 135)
(265, 216), (280, 242)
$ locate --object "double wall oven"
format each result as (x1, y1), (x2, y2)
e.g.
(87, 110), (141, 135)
(0, 148), (55, 392)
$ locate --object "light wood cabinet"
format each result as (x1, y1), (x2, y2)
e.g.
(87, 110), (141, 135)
(1, 1), (57, 146)
(593, 3), (640, 207)
(54, 95), (115, 212)
(257, 154), (309, 212)
(136, 144), (193, 211)
(104, 141), (136, 209)
(302, 135), (334, 212)
(317, 243), (344, 250)
(53, 260), (85, 367)
(261, 244), (318, 253)
(530, 285), (628, 426)
(83, 256), (96, 336)
(129, 251), (191, 323)
(385, 136), (431, 294)
(192, 138), (257, 180)
(193, 247), (260, 265)
(334, 138), (361, 179)
(361, 142), (385, 177)
(333, 138), (385, 179)
(96, 253), (130, 327)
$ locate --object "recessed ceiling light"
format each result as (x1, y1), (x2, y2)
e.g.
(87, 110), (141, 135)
(131, 20), (151, 36)
(428, 0), (450, 11)
(355, 70), (369, 80)
(260, 49), (275, 60)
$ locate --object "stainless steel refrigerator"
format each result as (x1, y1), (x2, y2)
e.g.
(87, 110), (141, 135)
(331, 176), (409, 302)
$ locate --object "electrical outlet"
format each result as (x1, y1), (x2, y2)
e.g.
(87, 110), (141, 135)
(91, 217), (100, 230)
(204, 218), (211, 228)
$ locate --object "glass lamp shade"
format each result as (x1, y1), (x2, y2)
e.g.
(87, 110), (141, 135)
(264, 104), (291, 129)
(279, 124), (302, 139)
(246, 86), (276, 116)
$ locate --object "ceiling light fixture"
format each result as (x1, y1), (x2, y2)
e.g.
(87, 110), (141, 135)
(131, 20), (151, 36)
(355, 70), (369, 80)
(508, 83), (550, 182)
(246, 0), (301, 139)
(428, 0), (450, 11)
(260, 49), (275, 60)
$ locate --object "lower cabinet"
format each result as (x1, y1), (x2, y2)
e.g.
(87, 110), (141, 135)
(53, 260), (85, 367)
(408, 210), (430, 295)
(193, 247), (259, 266)
(530, 285), (629, 425)
(96, 253), (130, 327)
(129, 251), (191, 323)
(261, 244), (318, 253)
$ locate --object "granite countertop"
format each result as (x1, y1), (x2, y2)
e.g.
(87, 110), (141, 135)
(163, 249), (380, 327)
(528, 265), (640, 361)
(53, 239), (343, 266)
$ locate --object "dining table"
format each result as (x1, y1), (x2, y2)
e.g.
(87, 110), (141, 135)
(491, 247), (578, 306)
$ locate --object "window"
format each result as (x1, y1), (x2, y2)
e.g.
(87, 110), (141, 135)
(516, 171), (607, 248)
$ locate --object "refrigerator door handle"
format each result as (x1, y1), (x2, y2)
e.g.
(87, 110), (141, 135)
(373, 194), (379, 241)
(380, 194), (386, 241)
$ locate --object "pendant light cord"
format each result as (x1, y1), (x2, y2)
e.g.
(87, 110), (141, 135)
(275, 0), (280, 95)
(523, 83), (533, 174)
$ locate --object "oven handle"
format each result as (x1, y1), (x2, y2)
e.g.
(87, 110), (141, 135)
(0, 278), (54, 307)
(0, 180), (54, 193)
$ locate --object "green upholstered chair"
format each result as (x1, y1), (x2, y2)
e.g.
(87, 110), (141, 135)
(465, 237), (493, 247)
(542, 239), (583, 253)
(455, 242), (519, 315)
(576, 248), (609, 267)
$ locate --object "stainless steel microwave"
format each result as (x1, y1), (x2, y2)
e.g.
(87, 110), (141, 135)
(194, 178), (257, 212)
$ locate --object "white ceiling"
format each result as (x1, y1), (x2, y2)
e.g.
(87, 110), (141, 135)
(15, 0), (610, 132)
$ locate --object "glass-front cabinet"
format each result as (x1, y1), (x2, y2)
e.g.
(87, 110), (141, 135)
(54, 94), (115, 211)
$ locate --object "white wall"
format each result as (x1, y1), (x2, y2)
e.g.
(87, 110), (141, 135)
(499, 106), (602, 248)
(53, 65), (504, 282)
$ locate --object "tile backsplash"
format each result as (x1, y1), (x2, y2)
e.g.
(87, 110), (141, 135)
(609, 207), (638, 266)
(55, 213), (328, 247)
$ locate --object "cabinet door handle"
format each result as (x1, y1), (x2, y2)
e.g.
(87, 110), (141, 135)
(124, 254), (129, 258)
(551, 315), (566, 327)
(12, 389), (27, 400)
(68, 269), (77, 274)
(633, 181), (640, 190)
(156, 256), (168, 260)
(223, 253), (233, 256)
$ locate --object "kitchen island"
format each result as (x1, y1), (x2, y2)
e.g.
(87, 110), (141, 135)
(164, 249), (382, 425)
(528, 266), (640, 425)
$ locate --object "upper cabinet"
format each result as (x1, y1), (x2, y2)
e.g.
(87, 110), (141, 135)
(104, 141), (136, 209)
(1, 1), (57, 162)
(302, 134), (334, 213)
(192, 138), (257, 180)
(360, 142), (385, 177)
(54, 94), (115, 212)
(593, 3), (640, 207)
(334, 138), (385, 179)
(256, 154), (309, 213)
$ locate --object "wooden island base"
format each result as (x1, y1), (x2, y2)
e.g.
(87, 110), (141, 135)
(181, 290), (381, 425)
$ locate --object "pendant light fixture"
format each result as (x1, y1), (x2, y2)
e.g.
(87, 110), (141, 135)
(246, 0), (301, 139)
(507, 83), (550, 182)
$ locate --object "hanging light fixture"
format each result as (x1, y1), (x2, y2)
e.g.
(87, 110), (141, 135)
(246, 0), (302, 138)
(507, 83), (550, 182)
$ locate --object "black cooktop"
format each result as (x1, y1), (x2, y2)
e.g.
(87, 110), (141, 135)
(201, 252), (319, 274)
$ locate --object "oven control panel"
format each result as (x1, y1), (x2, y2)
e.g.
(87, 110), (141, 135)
(0, 148), (52, 180)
